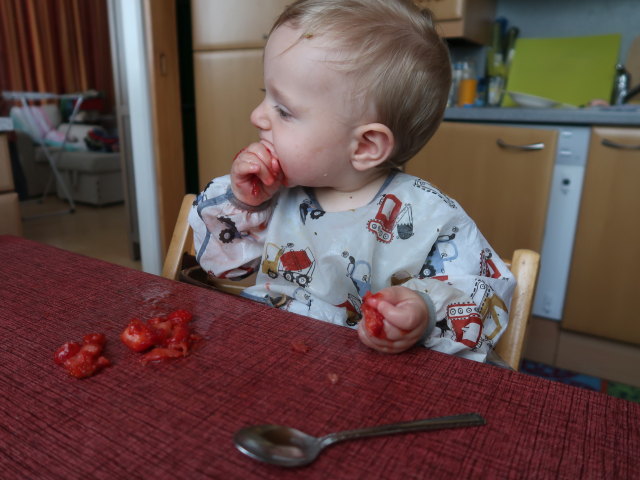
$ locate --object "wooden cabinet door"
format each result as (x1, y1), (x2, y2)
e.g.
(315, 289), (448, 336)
(562, 127), (640, 345)
(191, 0), (289, 188)
(405, 122), (557, 258)
(191, 0), (290, 50)
(144, 0), (186, 255)
(193, 50), (265, 188)
(413, 0), (496, 44)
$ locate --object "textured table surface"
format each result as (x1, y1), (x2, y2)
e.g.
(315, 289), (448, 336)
(1, 235), (638, 479)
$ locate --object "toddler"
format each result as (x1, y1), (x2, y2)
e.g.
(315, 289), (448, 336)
(189, 0), (515, 361)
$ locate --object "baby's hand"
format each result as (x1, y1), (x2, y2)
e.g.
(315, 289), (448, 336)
(358, 286), (429, 354)
(230, 140), (283, 206)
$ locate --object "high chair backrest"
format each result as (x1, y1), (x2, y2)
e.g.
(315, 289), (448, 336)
(495, 249), (540, 371)
(162, 194), (196, 281)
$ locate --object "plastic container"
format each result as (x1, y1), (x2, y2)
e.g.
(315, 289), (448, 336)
(457, 61), (477, 107)
(448, 62), (463, 107)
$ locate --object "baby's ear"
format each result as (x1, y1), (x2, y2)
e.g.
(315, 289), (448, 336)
(351, 123), (395, 171)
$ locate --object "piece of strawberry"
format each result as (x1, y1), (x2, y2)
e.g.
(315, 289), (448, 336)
(147, 316), (174, 344)
(166, 309), (193, 325)
(121, 310), (200, 364)
(120, 318), (156, 352)
(82, 333), (107, 346)
(362, 291), (387, 339)
(54, 341), (81, 365)
(64, 348), (110, 379)
(55, 333), (110, 379)
(140, 346), (186, 364)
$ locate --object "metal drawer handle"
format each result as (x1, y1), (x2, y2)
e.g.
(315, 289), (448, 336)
(601, 138), (640, 150)
(496, 138), (545, 151)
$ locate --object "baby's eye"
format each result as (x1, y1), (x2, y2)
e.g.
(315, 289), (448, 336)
(273, 105), (292, 120)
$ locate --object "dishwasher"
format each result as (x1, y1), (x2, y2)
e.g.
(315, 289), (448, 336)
(523, 124), (591, 321)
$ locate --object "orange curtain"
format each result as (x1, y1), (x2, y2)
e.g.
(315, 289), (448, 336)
(0, 0), (114, 113)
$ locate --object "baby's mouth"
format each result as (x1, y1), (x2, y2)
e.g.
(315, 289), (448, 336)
(260, 139), (288, 186)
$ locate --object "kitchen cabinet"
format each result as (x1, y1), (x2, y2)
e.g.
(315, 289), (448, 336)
(191, 0), (289, 51)
(191, 0), (289, 188)
(562, 127), (640, 345)
(414, 0), (496, 44)
(405, 122), (557, 259)
(193, 51), (265, 184)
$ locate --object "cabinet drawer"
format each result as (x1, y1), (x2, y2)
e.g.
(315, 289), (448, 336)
(414, 0), (496, 44)
(191, 0), (289, 51)
(406, 122), (556, 258)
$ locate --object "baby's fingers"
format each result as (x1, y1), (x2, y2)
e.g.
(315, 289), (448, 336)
(357, 324), (418, 354)
(376, 300), (422, 332)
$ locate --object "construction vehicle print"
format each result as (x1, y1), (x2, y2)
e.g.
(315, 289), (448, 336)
(367, 194), (413, 243)
(446, 302), (483, 348)
(471, 279), (507, 340)
(299, 200), (325, 224)
(261, 242), (316, 287)
(336, 293), (362, 326)
(480, 248), (502, 279)
(346, 256), (372, 296)
(217, 216), (240, 243)
(419, 232), (458, 279)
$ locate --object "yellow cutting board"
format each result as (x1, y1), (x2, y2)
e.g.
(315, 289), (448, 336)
(503, 34), (621, 107)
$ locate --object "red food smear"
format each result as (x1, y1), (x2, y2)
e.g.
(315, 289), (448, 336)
(54, 333), (111, 379)
(327, 373), (339, 384)
(362, 291), (387, 339)
(250, 176), (260, 197)
(291, 339), (310, 353)
(120, 309), (200, 363)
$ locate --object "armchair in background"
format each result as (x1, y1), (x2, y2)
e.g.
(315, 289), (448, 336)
(10, 103), (124, 206)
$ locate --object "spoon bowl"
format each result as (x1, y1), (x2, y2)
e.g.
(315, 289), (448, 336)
(234, 413), (486, 467)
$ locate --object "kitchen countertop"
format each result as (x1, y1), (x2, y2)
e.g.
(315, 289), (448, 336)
(444, 105), (640, 127)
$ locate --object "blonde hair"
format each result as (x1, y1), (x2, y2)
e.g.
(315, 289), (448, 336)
(271, 0), (451, 168)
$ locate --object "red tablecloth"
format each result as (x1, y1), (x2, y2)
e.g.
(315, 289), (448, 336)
(1, 235), (638, 479)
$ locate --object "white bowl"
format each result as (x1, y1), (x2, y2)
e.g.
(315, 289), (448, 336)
(508, 91), (560, 108)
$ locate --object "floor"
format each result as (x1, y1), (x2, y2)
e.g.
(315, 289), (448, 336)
(520, 359), (640, 404)
(20, 195), (141, 271)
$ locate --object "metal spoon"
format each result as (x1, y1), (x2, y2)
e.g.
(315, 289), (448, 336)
(234, 412), (485, 468)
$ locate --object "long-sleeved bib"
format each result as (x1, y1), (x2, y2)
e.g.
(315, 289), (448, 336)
(189, 171), (515, 362)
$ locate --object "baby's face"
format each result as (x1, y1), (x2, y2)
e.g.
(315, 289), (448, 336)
(250, 24), (372, 190)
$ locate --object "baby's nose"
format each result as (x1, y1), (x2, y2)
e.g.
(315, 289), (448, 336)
(250, 101), (269, 130)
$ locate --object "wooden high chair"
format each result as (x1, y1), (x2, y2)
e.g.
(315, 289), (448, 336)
(162, 194), (196, 281)
(494, 249), (540, 371)
(163, 194), (540, 371)
(161, 193), (256, 295)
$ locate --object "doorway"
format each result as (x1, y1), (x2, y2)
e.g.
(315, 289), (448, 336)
(0, 0), (139, 268)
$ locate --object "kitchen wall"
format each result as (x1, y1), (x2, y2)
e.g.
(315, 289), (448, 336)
(496, 0), (638, 62)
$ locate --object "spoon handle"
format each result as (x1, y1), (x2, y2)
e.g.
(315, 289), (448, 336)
(321, 413), (485, 448)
